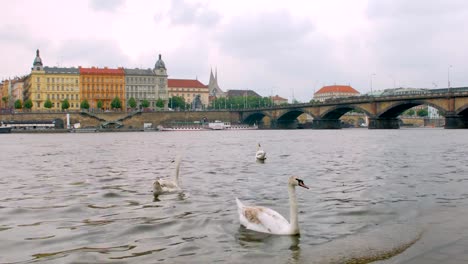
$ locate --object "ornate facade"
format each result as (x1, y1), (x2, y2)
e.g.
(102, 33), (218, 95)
(79, 67), (125, 110)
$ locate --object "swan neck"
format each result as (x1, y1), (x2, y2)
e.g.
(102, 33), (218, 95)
(288, 184), (299, 234)
(174, 158), (181, 185)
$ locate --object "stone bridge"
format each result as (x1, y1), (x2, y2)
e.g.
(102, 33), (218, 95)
(240, 88), (468, 129)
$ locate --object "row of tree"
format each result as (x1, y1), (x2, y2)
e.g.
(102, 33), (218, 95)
(208, 96), (274, 109)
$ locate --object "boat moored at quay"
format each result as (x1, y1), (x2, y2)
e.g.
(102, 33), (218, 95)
(157, 120), (258, 131)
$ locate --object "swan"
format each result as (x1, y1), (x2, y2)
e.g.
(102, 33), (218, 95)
(153, 156), (182, 196)
(256, 143), (266, 160)
(236, 176), (309, 235)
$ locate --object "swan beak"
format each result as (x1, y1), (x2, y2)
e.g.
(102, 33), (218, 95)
(299, 181), (309, 189)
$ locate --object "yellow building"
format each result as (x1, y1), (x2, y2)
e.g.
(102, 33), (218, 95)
(79, 67), (126, 110)
(24, 50), (80, 111)
(168, 79), (209, 107)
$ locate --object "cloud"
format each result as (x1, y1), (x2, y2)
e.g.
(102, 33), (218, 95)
(54, 39), (131, 68)
(89, 0), (125, 12)
(214, 10), (345, 100)
(365, 0), (468, 88)
(166, 0), (221, 27)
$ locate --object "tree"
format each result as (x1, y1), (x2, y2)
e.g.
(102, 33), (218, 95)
(209, 96), (273, 110)
(2, 96), (9, 108)
(61, 98), (70, 110)
(24, 99), (33, 110)
(111, 96), (122, 109)
(141, 99), (150, 108)
(156, 98), (165, 108)
(169, 96), (185, 110)
(417, 108), (428, 117)
(406, 109), (415, 116)
(97, 100), (103, 110)
(44, 98), (53, 109)
(14, 99), (22, 109)
(128, 97), (137, 109)
(80, 99), (90, 109)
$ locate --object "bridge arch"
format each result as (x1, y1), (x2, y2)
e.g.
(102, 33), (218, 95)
(456, 105), (468, 116)
(276, 109), (315, 129)
(320, 105), (373, 119)
(377, 100), (446, 118)
(242, 111), (272, 126)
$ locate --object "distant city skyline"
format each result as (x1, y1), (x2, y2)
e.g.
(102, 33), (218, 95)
(1, 0), (468, 102)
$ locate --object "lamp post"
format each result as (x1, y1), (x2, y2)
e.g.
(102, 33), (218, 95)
(370, 73), (376, 95)
(389, 75), (396, 89)
(448, 65), (452, 91)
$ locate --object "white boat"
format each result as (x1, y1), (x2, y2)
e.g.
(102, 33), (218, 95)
(157, 125), (205, 131)
(157, 121), (258, 131)
(208, 120), (230, 130)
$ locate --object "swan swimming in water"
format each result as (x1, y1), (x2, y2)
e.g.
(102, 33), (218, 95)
(256, 143), (266, 161)
(153, 156), (182, 196)
(236, 176), (309, 235)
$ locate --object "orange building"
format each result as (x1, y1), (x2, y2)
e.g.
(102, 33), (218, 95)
(313, 85), (360, 102)
(79, 67), (126, 110)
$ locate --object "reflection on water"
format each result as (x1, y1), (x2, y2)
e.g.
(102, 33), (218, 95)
(0, 129), (467, 263)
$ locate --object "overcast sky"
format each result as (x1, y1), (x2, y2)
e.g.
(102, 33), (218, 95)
(1, 0), (468, 102)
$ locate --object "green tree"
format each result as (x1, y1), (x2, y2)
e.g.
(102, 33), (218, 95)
(80, 99), (90, 109)
(417, 108), (428, 117)
(61, 98), (70, 110)
(406, 109), (415, 116)
(168, 96), (185, 110)
(14, 99), (22, 109)
(141, 99), (150, 108)
(128, 97), (137, 108)
(44, 98), (53, 109)
(156, 98), (165, 108)
(97, 100), (103, 110)
(1, 96), (9, 108)
(111, 96), (122, 109)
(24, 99), (33, 110)
(209, 96), (273, 109)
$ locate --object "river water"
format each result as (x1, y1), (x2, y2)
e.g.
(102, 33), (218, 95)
(0, 129), (467, 263)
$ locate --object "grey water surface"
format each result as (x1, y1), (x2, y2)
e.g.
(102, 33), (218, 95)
(0, 128), (467, 263)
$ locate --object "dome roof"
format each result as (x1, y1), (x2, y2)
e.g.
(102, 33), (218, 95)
(33, 49), (43, 67)
(315, 85), (359, 94)
(154, 54), (166, 70)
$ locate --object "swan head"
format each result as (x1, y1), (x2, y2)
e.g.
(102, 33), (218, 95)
(153, 179), (163, 194)
(288, 176), (309, 189)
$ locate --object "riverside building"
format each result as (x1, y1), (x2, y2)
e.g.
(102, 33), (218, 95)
(24, 50), (81, 111)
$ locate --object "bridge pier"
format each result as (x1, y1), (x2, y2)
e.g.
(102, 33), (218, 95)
(311, 119), (341, 129)
(368, 117), (400, 129)
(445, 115), (468, 129)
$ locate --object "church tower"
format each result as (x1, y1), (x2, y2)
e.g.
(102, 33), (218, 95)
(208, 67), (225, 97)
(153, 54), (169, 109)
(32, 49), (44, 71)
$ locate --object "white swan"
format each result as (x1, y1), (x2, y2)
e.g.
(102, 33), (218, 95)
(236, 176), (309, 235)
(153, 156), (182, 196)
(256, 143), (266, 160)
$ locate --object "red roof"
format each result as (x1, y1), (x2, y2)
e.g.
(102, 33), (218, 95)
(79, 67), (125, 75)
(271, 95), (287, 101)
(315, 85), (359, 94)
(168, 79), (207, 88)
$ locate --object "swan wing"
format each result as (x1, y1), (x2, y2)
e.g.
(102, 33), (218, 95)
(256, 150), (266, 159)
(236, 198), (290, 234)
(156, 178), (181, 193)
